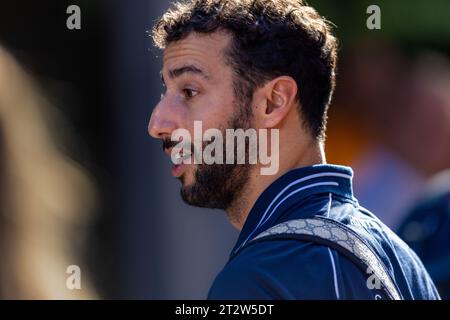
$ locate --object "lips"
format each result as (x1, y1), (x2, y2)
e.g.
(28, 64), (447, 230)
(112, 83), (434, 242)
(171, 163), (187, 178)
(168, 150), (192, 178)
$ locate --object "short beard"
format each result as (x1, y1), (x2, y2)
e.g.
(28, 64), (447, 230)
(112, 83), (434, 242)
(180, 98), (253, 211)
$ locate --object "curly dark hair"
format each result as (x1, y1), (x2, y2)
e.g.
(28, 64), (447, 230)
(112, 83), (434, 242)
(152, 0), (337, 140)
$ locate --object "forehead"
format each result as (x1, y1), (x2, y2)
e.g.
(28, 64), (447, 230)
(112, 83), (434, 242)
(162, 31), (232, 75)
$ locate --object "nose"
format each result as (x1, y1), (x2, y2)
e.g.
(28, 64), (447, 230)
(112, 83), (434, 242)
(148, 97), (178, 139)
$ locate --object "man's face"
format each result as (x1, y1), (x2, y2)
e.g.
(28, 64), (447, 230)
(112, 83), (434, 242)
(148, 31), (253, 210)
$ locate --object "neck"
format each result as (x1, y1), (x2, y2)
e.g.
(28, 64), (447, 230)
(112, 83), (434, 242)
(226, 139), (325, 230)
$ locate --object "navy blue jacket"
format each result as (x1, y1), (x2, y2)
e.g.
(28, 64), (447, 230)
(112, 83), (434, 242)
(208, 165), (440, 300)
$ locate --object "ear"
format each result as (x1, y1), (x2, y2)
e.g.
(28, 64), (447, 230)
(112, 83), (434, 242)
(253, 76), (298, 128)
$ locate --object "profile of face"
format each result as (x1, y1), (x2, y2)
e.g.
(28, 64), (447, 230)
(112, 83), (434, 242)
(148, 31), (253, 210)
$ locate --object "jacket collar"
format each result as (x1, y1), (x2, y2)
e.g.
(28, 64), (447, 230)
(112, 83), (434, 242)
(231, 164), (356, 256)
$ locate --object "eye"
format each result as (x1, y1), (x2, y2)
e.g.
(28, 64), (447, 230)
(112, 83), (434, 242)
(182, 88), (199, 99)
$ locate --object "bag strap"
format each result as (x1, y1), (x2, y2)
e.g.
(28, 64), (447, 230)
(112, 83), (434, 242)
(246, 216), (402, 300)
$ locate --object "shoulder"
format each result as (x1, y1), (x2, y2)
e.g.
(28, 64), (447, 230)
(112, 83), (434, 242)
(340, 202), (441, 300)
(208, 239), (376, 300)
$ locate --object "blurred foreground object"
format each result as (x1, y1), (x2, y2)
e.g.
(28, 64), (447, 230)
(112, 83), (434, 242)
(0, 46), (97, 299)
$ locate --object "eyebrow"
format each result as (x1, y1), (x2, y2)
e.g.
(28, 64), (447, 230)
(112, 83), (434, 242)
(160, 65), (209, 85)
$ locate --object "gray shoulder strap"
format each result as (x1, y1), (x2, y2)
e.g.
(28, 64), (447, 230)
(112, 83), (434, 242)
(250, 217), (402, 300)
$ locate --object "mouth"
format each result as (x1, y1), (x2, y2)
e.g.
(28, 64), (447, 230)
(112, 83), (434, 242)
(171, 163), (187, 178)
(169, 150), (191, 178)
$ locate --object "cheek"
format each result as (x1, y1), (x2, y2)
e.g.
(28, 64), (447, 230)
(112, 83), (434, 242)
(192, 94), (235, 129)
